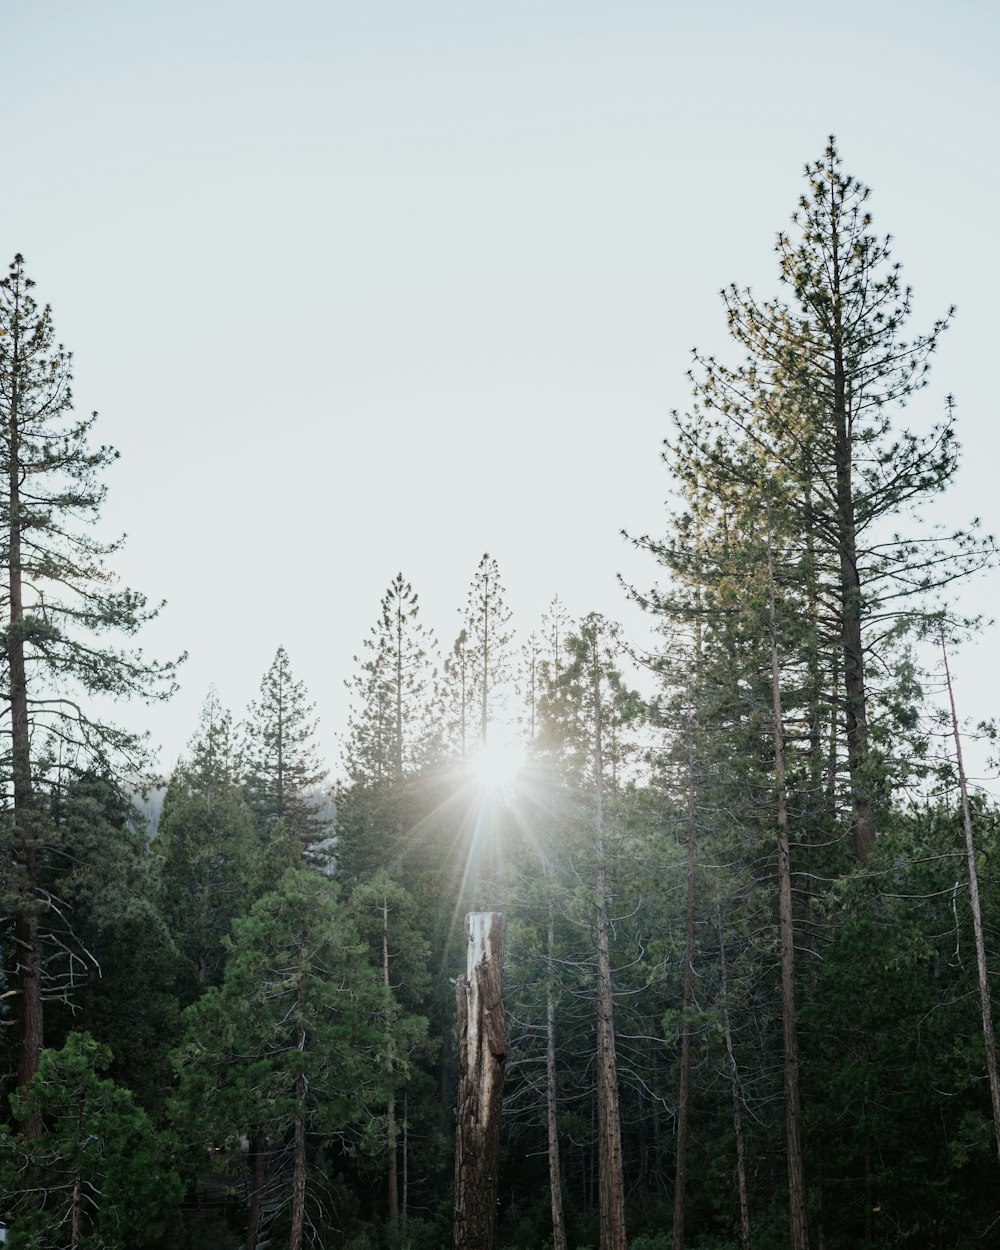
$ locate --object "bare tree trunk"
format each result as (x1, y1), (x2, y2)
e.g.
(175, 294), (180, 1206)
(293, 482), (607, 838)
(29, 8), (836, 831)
(7, 308), (43, 1138)
(591, 650), (627, 1250)
(595, 900), (626, 1250)
(454, 912), (507, 1250)
(70, 1090), (83, 1250)
(672, 706), (697, 1250)
(546, 899), (569, 1250)
(245, 1129), (267, 1250)
(941, 635), (1000, 1164)
(289, 1056), (307, 1250)
(718, 914), (751, 1250)
(767, 543), (810, 1250)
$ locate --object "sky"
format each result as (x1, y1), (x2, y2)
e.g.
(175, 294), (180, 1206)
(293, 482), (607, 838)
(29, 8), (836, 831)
(4, 0), (999, 783)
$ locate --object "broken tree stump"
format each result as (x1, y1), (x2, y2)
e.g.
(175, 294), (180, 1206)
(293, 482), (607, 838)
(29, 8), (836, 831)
(454, 911), (507, 1250)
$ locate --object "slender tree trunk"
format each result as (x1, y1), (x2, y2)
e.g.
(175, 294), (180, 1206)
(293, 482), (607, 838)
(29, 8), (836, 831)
(591, 650), (627, 1250)
(245, 1129), (267, 1250)
(384, 897), (400, 1226)
(941, 635), (1000, 1164)
(402, 1093), (409, 1235)
(289, 926), (308, 1250)
(767, 544), (810, 1250)
(827, 185), (875, 865)
(718, 915), (751, 1250)
(289, 1054), (307, 1250)
(545, 897), (569, 1250)
(70, 1090), (83, 1250)
(7, 307), (43, 1139)
(454, 912), (507, 1250)
(672, 703), (697, 1250)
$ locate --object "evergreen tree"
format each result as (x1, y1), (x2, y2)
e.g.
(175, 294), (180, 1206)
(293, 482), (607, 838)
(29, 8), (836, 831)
(338, 575), (438, 881)
(153, 689), (259, 991)
(463, 553), (514, 748)
(0, 255), (179, 1130)
(632, 141), (993, 864)
(0, 1031), (181, 1249)
(173, 867), (391, 1250)
(348, 870), (431, 1232)
(36, 771), (184, 1119)
(538, 613), (642, 1250)
(439, 627), (474, 760)
(243, 647), (329, 866)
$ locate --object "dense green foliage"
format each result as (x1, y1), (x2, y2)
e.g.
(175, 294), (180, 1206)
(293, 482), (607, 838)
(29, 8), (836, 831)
(2, 146), (999, 1250)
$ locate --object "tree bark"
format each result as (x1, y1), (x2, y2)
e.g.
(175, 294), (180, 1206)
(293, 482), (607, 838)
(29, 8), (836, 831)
(545, 899), (569, 1250)
(941, 635), (1000, 1165)
(384, 896), (399, 1226)
(672, 706), (697, 1250)
(289, 1048), (307, 1250)
(454, 912), (507, 1250)
(827, 180), (875, 865)
(591, 646), (627, 1250)
(245, 1129), (267, 1250)
(7, 288), (43, 1139)
(718, 915), (751, 1250)
(768, 544), (810, 1250)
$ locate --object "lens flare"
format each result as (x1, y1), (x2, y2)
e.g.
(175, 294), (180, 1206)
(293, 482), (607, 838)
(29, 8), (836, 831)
(469, 740), (525, 791)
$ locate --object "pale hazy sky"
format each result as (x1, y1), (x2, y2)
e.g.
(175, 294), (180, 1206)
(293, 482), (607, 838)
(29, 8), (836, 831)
(6, 0), (999, 781)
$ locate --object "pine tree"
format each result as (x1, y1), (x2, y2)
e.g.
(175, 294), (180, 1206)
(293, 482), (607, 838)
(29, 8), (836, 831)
(632, 142), (994, 864)
(153, 689), (259, 990)
(463, 553), (514, 748)
(244, 646), (329, 865)
(342, 574), (437, 788)
(540, 613), (641, 1250)
(173, 868), (391, 1250)
(440, 627), (474, 760)
(348, 870), (431, 1232)
(0, 255), (179, 1132)
(0, 1031), (182, 1248)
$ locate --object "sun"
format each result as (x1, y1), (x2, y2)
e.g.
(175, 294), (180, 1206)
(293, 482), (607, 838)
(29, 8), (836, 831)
(469, 739), (525, 792)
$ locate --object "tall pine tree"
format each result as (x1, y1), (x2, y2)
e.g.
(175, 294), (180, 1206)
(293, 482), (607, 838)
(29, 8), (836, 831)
(0, 255), (179, 1132)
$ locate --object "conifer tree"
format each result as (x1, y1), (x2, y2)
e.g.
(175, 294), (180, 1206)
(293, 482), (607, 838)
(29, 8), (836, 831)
(440, 627), (474, 760)
(244, 646), (329, 864)
(632, 142), (993, 864)
(348, 870), (431, 1231)
(153, 689), (258, 989)
(174, 868), (390, 1250)
(0, 1031), (181, 1248)
(343, 573), (437, 786)
(463, 553), (514, 747)
(0, 255), (179, 1132)
(540, 613), (641, 1250)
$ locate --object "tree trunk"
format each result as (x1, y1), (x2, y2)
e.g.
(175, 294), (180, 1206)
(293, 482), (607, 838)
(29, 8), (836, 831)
(941, 636), (1000, 1164)
(672, 706), (697, 1250)
(384, 897), (400, 1226)
(70, 1090), (83, 1250)
(718, 915), (751, 1250)
(827, 189), (875, 865)
(245, 1129), (267, 1250)
(768, 543), (810, 1250)
(402, 1093), (409, 1235)
(8, 306), (43, 1139)
(454, 912), (507, 1250)
(591, 648), (627, 1250)
(289, 1052), (307, 1250)
(545, 900), (569, 1250)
